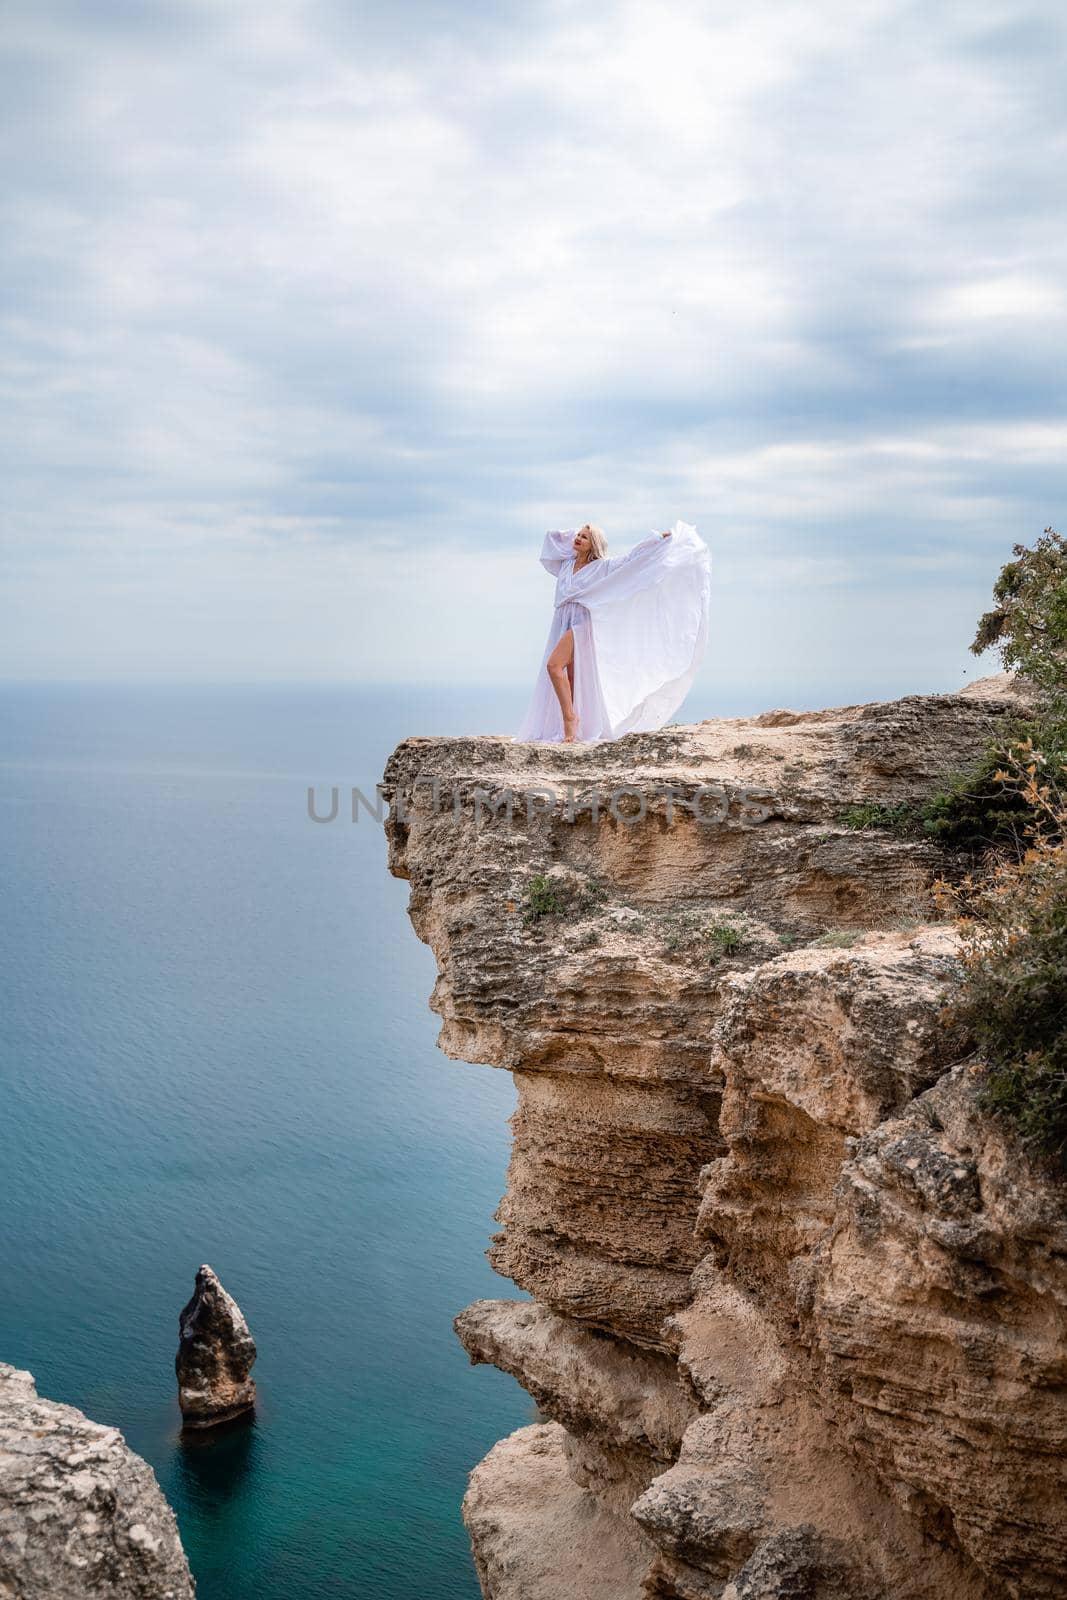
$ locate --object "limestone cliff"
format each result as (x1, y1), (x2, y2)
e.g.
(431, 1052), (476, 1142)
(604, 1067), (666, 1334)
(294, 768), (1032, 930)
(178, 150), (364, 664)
(0, 1363), (194, 1599)
(383, 681), (1067, 1600)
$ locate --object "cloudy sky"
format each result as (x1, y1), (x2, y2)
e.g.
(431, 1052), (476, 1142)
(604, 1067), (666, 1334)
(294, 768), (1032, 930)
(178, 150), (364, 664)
(3, 0), (1066, 706)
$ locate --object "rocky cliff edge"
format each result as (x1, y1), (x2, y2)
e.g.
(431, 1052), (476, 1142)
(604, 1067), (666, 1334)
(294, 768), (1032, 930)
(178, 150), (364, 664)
(0, 1363), (194, 1600)
(383, 679), (1067, 1600)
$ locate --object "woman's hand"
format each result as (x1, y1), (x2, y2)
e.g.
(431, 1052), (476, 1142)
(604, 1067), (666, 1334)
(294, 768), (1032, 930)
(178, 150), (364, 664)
(660, 529), (672, 539)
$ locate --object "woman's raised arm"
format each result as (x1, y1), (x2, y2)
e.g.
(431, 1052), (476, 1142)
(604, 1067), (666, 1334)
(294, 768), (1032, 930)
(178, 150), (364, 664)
(538, 530), (577, 575)
(598, 530), (669, 575)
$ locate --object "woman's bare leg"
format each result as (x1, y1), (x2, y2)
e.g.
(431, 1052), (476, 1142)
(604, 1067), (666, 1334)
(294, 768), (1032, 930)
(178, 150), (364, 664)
(546, 630), (580, 741)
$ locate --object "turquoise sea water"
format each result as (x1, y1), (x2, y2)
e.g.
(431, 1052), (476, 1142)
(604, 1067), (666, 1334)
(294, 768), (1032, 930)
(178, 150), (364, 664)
(0, 683), (544, 1600)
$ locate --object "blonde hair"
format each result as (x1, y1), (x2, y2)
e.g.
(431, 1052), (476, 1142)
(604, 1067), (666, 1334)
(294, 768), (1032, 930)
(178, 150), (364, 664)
(584, 524), (608, 560)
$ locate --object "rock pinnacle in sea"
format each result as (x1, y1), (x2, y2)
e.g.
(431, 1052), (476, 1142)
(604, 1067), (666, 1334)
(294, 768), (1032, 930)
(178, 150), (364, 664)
(176, 1264), (257, 1429)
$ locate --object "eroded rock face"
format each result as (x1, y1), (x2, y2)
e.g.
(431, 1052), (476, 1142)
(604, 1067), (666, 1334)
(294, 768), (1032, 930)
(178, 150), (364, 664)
(810, 1065), (1067, 1596)
(176, 1265), (256, 1429)
(383, 682), (1066, 1600)
(456, 1299), (695, 1496)
(0, 1362), (194, 1600)
(698, 931), (967, 1318)
(461, 1422), (656, 1600)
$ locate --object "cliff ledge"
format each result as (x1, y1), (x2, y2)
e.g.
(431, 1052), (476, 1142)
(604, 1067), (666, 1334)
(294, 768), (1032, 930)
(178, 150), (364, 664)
(384, 679), (1066, 1600)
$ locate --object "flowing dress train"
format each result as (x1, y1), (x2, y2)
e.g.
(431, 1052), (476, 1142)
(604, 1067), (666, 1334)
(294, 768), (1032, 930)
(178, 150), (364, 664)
(514, 521), (711, 743)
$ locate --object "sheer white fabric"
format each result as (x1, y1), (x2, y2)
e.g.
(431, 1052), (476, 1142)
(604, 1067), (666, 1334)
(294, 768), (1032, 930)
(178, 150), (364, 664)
(514, 521), (711, 743)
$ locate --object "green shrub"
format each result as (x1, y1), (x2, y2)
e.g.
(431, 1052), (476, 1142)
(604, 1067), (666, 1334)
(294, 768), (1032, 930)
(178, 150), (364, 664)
(522, 872), (607, 926)
(840, 803), (922, 835)
(920, 735), (1052, 851)
(930, 531), (1067, 1166)
(659, 911), (747, 962)
(942, 755), (1067, 1168)
(923, 529), (1067, 855)
(972, 527), (1067, 710)
(704, 921), (745, 961)
(522, 873), (567, 922)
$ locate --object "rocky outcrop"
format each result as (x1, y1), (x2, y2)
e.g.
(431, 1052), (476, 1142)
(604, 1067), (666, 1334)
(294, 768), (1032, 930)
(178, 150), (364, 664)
(462, 1421), (658, 1600)
(383, 683), (1067, 1600)
(176, 1265), (256, 1429)
(0, 1362), (194, 1600)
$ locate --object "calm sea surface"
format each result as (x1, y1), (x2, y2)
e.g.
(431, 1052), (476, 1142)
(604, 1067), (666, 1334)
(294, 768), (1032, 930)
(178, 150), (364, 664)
(0, 683), (547, 1600)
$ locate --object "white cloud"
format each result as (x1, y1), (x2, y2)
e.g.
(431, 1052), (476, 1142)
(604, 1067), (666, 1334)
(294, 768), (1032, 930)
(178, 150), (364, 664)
(936, 274), (1065, 321)
(1, 0), (1066, 698)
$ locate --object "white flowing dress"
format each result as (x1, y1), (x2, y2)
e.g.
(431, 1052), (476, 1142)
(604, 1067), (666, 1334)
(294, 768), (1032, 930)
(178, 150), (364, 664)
(514, 521), (711, 743)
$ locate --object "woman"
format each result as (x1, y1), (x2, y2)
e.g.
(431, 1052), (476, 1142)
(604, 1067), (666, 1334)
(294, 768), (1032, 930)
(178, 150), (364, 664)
(514, 520), (711, 743)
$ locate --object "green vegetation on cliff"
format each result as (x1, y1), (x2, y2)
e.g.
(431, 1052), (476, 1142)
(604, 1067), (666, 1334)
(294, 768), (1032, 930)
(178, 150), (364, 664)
(943, 529), (1067, 1166)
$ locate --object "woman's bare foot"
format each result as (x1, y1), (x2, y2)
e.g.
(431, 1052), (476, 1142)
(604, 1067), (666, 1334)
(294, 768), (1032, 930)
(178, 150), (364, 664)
(562, 711), (580, 743)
